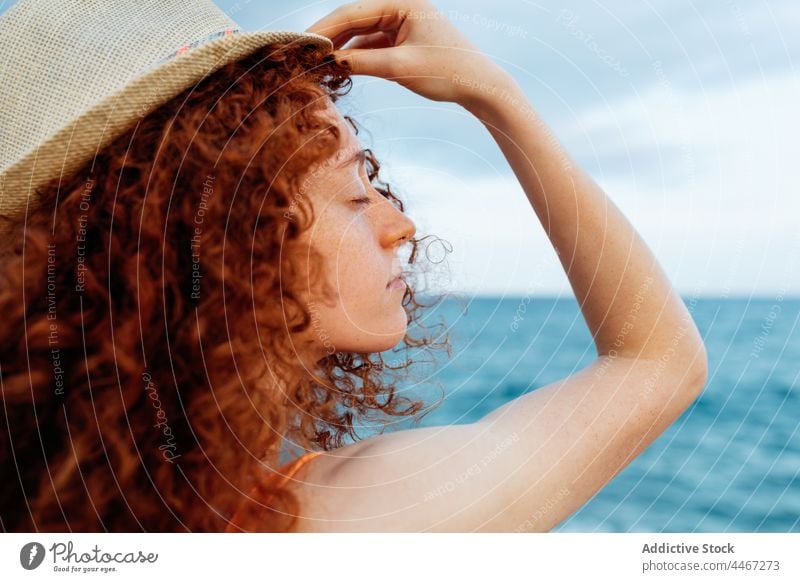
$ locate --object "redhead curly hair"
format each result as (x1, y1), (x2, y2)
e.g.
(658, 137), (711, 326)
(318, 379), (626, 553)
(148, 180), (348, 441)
(0, 44), (450, 532)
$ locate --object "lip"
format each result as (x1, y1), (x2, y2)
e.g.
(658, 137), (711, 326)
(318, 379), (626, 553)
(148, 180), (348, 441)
(386, 275), (406, 290)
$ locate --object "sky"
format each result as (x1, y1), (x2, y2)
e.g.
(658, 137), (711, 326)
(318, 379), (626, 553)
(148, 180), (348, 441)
(217, 0), (799, 297)
(5, 0), (798, 297)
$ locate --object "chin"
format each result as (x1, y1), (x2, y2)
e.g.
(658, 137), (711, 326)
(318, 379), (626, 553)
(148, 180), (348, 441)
(338, 324), (408, 355)
(371, 333), (407, 353)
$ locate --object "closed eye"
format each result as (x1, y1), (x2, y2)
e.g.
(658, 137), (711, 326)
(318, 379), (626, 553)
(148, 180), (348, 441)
(350, 196), (372, 207)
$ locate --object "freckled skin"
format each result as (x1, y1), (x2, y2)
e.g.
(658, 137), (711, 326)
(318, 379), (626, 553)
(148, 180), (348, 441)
(292, 101), (416, 365)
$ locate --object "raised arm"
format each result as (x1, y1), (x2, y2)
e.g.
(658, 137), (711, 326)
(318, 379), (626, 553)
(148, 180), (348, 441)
(461, 79), (705, 366)
(293, 0), (708, 532)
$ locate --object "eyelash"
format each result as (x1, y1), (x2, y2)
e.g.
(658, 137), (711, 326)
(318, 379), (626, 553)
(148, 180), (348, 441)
(349, 151), (382, 208)
(350, 196), (372, 207)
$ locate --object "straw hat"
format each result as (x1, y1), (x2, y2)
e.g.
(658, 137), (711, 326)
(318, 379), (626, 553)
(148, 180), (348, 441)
(0, 0), (332, 226)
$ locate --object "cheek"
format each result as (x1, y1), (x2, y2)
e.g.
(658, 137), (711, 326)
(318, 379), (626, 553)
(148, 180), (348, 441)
(305, 218), (363, 293)
(333, 230), (381, 297)
(324, 228), (393, 316)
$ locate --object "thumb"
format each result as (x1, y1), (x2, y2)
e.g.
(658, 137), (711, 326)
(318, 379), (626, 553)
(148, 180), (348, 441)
(333, 48), (401, 78)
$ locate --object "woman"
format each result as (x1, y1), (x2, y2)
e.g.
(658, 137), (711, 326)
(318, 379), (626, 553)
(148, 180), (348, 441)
(1, 0), (437, 533)
(289, 0), (708, 532)
(0, 0), (707, 533)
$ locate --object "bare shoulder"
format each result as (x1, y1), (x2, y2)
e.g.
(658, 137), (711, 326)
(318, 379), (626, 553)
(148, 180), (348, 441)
(291, 422), (488, 532)
(291, 356), (706, 532)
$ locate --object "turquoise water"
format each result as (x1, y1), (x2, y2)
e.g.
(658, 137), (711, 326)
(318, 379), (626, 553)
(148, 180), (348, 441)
(381, 296), (799, 532)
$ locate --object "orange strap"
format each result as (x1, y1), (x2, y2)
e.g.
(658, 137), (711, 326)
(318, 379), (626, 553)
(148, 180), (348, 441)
(225, 450), (323, 532)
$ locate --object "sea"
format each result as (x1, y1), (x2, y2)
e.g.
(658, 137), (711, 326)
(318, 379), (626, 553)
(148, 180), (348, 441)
(373, 296), (799, 532)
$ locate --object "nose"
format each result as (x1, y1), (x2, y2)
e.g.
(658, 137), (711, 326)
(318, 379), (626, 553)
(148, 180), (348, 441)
(379, 199), (416, 249)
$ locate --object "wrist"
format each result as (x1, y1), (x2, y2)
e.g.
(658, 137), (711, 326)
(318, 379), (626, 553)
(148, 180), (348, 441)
(457, 70), (526, 123)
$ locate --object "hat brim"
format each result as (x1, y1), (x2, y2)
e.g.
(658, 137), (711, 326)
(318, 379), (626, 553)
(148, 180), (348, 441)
(0, 30), (332, 224)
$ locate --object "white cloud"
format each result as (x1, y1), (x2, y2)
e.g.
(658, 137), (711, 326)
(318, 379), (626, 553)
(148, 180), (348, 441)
(386, 71), (800, 296)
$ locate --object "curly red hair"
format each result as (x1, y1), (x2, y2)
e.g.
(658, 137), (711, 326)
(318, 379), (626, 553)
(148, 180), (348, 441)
(0, 44), (449, 532)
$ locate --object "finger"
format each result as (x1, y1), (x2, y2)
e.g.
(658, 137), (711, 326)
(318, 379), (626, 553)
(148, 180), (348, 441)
(305, 0), (405, 49)
(332, 47), (401, 78)
(342, 31), (395, 51)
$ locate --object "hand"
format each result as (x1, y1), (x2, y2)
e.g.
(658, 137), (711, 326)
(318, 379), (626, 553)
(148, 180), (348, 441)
(306, 0), (514, 107)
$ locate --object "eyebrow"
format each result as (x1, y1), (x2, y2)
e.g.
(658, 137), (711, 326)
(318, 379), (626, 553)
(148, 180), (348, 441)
(337, 147), (367, 168)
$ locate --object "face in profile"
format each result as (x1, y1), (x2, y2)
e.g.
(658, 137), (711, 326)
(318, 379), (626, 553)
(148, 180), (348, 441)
(293, 101), (417, 364)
